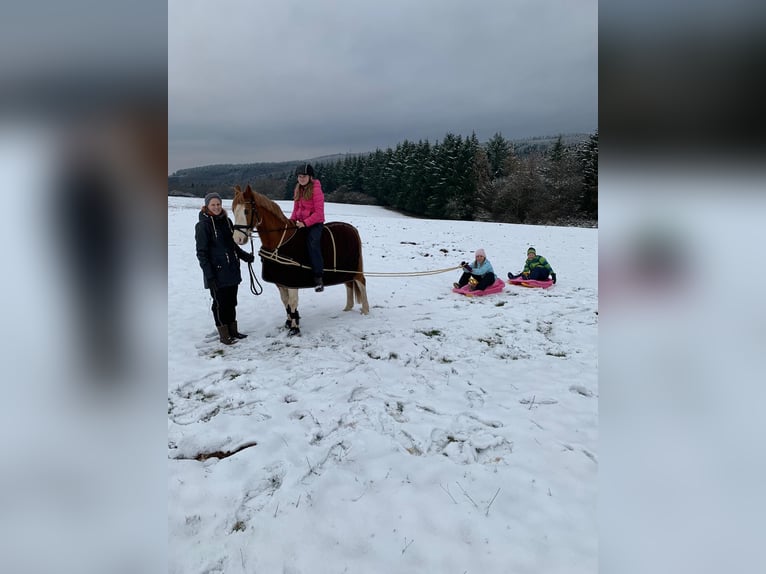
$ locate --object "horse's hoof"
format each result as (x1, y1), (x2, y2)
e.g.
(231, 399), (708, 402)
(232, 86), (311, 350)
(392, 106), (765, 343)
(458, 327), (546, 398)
(288, 327), (300, 337)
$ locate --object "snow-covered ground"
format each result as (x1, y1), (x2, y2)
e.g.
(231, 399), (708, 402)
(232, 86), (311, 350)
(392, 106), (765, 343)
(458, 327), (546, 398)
(168, 196), (598, 574)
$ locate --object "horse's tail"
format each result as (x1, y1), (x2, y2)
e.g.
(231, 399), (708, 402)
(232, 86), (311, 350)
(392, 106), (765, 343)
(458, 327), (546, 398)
(354, 244), (365, 304)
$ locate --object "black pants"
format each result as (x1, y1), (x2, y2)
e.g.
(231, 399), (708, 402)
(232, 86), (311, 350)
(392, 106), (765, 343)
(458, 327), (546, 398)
(306, 224), (324, 278)
(528, 267), (551, 280)
(210, 285), (238, 326)
(458, 271), (496, 290)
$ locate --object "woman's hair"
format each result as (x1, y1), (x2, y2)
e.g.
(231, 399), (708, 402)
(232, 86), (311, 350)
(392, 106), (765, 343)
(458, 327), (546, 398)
(294, 179), (314, 201)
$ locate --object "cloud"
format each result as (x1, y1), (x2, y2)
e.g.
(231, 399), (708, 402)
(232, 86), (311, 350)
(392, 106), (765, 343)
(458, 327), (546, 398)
(169, 0), (597, 172)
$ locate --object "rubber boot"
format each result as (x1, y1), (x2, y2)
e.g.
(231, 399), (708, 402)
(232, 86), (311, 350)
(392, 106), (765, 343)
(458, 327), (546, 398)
(228, 321), (248, 339)
(217, 324), (237, 345)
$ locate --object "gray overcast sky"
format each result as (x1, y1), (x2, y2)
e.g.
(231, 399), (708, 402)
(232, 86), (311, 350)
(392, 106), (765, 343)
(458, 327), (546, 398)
(168, 0), (597, 174)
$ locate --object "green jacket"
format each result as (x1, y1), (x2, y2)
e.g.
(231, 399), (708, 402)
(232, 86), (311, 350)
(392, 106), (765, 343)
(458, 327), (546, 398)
(522, 255), (554, 276)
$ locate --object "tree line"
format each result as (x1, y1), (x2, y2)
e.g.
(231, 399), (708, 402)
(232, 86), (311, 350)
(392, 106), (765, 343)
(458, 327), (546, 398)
(284, 131), (597, 226)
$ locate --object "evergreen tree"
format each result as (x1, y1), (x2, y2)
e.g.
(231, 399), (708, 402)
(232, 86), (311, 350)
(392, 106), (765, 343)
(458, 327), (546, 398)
(402, 140), (432, 214)
(579, 130), (598, 217)
(541, 135), (582, 222)
(548, 135), (565, 163)
(428, 133), (462, 219)
(503, 153), (546, 223)
(486, 132), (511, 178)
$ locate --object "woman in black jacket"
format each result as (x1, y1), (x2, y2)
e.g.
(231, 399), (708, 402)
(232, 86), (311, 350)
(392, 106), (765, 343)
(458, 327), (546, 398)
(195, 192), (255, 344)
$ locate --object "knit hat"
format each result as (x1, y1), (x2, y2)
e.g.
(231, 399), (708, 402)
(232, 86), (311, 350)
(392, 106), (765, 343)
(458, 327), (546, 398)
(475, 248), (486, 258)
(527, 247), (536, 255)
(204, 192), (222, 207)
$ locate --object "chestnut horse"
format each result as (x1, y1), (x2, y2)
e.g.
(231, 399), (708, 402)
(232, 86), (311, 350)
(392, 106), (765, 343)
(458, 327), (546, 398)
(231, 184), (369, 336)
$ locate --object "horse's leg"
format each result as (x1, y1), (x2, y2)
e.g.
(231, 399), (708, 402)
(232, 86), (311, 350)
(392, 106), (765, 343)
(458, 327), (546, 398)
(355, 276), (370, 315)
(284, 287), (300, 336)
(278, 286), (292, 328)
(343, 281), (354, 312)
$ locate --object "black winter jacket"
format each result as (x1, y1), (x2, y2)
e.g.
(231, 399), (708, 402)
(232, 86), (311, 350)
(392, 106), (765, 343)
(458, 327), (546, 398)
(195, 209), (251, 289)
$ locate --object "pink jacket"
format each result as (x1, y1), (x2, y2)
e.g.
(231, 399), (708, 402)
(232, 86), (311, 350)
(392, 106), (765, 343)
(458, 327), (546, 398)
(289, 179), (325, 227)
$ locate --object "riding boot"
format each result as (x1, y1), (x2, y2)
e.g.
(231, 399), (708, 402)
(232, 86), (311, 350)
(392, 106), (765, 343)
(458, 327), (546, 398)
(228, 321), (248, 339)
(216, 325), (237, 345)
(314, 276), (324, 292)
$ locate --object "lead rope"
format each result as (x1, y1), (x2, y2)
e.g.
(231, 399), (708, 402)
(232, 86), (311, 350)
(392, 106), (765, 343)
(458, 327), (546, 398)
(240, 229), (462, 279)
(258, 246), (461, 276)
(247, 236), (263, 295)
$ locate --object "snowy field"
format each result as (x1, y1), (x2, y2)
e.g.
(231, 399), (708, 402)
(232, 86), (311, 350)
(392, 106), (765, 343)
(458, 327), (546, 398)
(168, 196), (598, 573)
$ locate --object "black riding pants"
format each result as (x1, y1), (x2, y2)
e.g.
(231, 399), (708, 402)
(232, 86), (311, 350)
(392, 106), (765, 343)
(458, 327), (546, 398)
(306, 223), (324, 277)
(210, 285), (238, 326)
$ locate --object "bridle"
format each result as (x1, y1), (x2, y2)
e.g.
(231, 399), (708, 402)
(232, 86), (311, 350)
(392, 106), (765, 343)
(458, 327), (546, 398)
(232, 195), (260, 237)
(232, 194), (296, 236)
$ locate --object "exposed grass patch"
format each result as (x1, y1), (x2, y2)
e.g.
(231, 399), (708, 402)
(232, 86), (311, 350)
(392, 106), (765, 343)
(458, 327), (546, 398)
(536, 321), (553, 337)
(418, 329), (442, 337)
(478, 335), (504, 347)
(231, 521), (246, 532)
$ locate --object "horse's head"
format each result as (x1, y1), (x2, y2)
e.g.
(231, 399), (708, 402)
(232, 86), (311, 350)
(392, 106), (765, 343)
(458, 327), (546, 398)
(231, 184), (254, 245)
(232, 184), (292, 248)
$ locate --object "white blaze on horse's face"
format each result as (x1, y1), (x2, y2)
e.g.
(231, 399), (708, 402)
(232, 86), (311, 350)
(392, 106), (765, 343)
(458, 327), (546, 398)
(231, 203), (249, 245)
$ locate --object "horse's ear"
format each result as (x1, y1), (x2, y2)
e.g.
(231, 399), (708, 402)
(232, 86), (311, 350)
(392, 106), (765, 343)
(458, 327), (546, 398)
(233, 184), (241, 194)
(245, 184), (252, 193)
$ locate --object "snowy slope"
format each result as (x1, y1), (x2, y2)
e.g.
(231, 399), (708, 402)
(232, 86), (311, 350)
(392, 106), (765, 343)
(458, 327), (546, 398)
(168, 197), (598, 574)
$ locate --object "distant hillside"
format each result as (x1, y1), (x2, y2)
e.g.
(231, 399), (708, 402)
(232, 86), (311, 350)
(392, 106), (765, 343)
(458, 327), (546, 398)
(510, 133), (588, 156)
(168, 154), (366, 199)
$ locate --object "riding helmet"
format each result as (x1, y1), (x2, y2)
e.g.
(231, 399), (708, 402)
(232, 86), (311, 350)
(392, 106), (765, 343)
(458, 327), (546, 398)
(295, 163), (314, 177)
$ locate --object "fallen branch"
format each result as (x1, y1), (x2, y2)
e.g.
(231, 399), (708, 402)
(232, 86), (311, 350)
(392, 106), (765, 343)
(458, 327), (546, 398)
(174, 441), (258, 462)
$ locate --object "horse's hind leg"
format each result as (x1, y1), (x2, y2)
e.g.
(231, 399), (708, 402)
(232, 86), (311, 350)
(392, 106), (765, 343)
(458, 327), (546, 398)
(355, 278), (370, 315)
(343, 282), (355, 312)
(279, 286), (301, 335)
